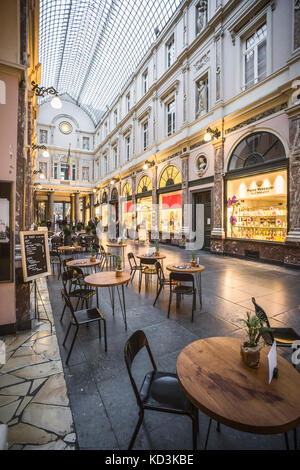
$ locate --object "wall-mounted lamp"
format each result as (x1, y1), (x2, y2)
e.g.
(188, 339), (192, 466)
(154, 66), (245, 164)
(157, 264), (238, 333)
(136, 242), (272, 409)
(204, 127), (221, 142)
(33, 169), (45, 179)
(143, 159), (155, 170)
(34, 183), (43, 190)
(110, 177), (120, 185)
(31, 81), (62, 109)
(32, 143), (49, 158)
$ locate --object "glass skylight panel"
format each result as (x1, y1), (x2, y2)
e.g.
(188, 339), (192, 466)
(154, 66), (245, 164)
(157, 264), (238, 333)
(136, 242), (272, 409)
(39, 0), (181, 124)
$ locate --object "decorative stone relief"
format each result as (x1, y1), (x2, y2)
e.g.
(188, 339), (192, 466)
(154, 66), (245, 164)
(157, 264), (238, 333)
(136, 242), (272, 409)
(194, 51), (210, 71)
(289, 80), (300, 107)
(195, 154), (208, 177)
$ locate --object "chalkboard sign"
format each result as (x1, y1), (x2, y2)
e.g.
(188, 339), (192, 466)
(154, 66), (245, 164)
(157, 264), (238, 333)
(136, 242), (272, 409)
(20, 231), (51, 282)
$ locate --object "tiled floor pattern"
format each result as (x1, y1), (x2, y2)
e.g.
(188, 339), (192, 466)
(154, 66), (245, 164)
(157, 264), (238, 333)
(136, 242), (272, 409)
(0, 278), (76, 450)
(47, 243), (300, 450)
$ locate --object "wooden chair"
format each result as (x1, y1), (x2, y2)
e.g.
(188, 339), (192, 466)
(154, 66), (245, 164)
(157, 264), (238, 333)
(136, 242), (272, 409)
(124, 330), (198, 449)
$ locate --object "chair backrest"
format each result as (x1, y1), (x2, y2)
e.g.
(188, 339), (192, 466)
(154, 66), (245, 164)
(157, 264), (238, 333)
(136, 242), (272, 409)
(61, 288), (79, 325)
(62, 267), (84, 292)
(124, 330), (157, 408)
(155, 261), (165, 282)
(140, 257), (156, 266)
(63, 258), (74, 269)
(127, 252), (137, 269)
(170, 272), (194, 285)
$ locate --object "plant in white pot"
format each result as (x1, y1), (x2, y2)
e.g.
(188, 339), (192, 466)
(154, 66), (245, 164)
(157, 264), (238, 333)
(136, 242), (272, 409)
(115, 255), (123, 277)
(240, 312), (266, 369)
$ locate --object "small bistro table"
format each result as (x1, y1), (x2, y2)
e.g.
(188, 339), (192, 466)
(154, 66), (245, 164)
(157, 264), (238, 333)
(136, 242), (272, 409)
(84, 271), (131, 330)
(136, 253), (166, 270)
(106, 243), (127, 267)
(177, 337), (300, 449)
(66, 257), (102, 273)
(166, 263), (205, 308)
(57, 245), (84, 259)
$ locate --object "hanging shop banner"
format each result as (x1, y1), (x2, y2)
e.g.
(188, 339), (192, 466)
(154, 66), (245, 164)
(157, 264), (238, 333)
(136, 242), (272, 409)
(20, 231), (51, 282)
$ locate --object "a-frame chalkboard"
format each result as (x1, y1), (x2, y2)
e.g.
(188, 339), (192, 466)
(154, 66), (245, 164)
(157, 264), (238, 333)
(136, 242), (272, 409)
(20, 231), (51, 282)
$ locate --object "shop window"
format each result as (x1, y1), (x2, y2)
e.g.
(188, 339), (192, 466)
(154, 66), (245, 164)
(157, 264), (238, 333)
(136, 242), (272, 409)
(159, 191), (182, 234)
(137, 175), (152, 193)
(111, 188), (118, 202)
(228, 132), (286, 171)
(243, 22), (267, 89)
(159, 165), (182, 188)
(137, 197), (152, 234)
(122, 182), (133, 198)
(226, 169), (287, 243)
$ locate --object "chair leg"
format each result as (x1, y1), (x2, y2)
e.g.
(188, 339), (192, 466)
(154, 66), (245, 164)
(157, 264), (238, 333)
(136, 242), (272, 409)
(191, 291), (196, 322)
(294, 428), (297, 450)
(204, 418), (212, 450)
(66, 326), (79, 365)
(60, 304), (66, 322)
(131, 268), (137, 284)
(62, 322), (72, 346)
(216, 422), (221, 432)
(284, 432), (289, 450)
(167, 290), (172, 318)
(192, 415), (198, 450)
(103, 318), (107, 352)
(128, 410), (144, 450)
(153, 285), (163, 306)
(138, 271), (142, 293)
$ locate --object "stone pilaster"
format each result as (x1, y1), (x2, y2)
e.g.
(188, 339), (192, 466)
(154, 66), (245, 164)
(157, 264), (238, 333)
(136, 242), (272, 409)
(48, 191), (54, 229)
(286, 103), (300, 244)
(211, 139), (225, 253)
(90, 192), (95, 220)
(180, 152), (189, 245)
(151, 165), (158, 237)
(75, 192), (79, 223)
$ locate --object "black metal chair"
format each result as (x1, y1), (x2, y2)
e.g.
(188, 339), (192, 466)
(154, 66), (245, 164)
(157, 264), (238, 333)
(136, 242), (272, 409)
(127, 252), (143, 284)
(168, 272), (196, 322)
(60, 268), (97, 322)
(138, 257), (157, 293)
(61, 288), (107, 365)
(153, 261), (177, 306)
(124, 330), (198, 450)
(252, 297), (300, 347)
(50, 248), (62, 279)
(99, 244), (116, 269)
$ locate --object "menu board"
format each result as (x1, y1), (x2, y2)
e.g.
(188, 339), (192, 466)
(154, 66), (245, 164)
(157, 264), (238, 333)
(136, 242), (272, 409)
(20, 231), (51, 282)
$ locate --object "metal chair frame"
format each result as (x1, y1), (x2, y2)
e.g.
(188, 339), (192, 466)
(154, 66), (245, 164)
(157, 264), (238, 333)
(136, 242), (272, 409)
(168, 272), (196, 322)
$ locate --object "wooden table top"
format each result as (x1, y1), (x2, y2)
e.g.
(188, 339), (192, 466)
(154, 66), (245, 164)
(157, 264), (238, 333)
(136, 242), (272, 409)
(137, 254), (166, 261)
(106, 243), (127, 248)
(84, 271), (131, 287)
(166, 263), (205, 274)
(177, 337), (300, 435)
(66, 258), (102, 268)
(57, 245), (83, 252)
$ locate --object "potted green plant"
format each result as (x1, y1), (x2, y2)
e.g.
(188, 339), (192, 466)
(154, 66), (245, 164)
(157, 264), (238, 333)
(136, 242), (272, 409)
(240, 312), (265, 369)
(76, 222), (83, 232)
(115, 255), (123, 277)
(85, 225), (92, 233)
(89, 244), (96, 263)
(190, 250), (197, 267)
(63, 225), (72, 246)
(154, 240), (160, 256)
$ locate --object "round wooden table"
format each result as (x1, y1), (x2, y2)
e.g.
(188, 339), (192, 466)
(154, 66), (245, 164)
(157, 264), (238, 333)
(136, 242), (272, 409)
(106, 243), (127, 267)
(66, 258), (102, 272)
(137, 253), (166, 269)
(84, 271), (131, 330)
(57, 245), (83, 252)
(177, 337), (300, 449)
(166, 263), (205, 307)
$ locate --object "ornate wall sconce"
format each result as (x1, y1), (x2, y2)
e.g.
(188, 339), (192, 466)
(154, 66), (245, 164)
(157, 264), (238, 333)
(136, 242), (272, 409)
(31, 81), (62, 109)
(143, 159), (155, 170)
(204, 127), (221, 142)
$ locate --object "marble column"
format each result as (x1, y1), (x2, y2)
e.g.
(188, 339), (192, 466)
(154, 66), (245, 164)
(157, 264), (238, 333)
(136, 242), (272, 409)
(210, 139), (225, 253)
(180, 152), (190, 246)
(286, 103), (300, 246)
(74, 192), (79, 224)
(90, 192), (95, 220)
(82, 196), (86, 225)
(48, 191), (54, 230)
(70, 194), (75, 224)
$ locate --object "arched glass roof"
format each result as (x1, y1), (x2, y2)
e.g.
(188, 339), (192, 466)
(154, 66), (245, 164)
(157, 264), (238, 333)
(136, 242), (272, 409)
(39, 0), (182, 125)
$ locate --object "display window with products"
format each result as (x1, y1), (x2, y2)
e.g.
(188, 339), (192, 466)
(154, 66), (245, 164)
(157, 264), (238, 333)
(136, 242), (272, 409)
(159, 190), (182, 234)
(226, 169), (287, 242)
(101, 192), (108, 228)
(136, 196), (152, 232)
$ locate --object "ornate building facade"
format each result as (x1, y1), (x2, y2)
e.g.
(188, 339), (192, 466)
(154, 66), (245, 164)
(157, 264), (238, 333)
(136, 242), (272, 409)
(35, 0), (300, 266)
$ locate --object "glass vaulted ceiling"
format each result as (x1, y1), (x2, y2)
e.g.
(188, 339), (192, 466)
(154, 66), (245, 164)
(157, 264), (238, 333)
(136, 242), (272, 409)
(39, 0), (182, 125)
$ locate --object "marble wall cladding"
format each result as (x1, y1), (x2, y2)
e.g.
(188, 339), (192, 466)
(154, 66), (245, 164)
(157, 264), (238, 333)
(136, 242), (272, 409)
(0, 278), (76, 450)
(288, 111), (300, 233)
(294, 1), (300, 51)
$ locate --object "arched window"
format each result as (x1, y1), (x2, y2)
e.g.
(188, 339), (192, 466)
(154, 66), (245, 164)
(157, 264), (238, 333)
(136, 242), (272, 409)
(159, 165), (182, 188)
(122, 182), (132, 198)
(228, 132), (286, 171)
(102, 192), (107, 204)
(137, 175), (152, 194)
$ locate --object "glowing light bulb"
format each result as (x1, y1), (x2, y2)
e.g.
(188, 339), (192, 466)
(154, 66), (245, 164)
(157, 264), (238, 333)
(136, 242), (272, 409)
(42, 150), (49, 158)
(204, 132), (211, 142)
(40, 173), (45, 179)
(51, 95), (62, 109)
(143, 163), (148, 170)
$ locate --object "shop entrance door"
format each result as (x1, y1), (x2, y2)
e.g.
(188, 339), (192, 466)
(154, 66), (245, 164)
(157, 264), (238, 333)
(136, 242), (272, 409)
(193, 190), (211, 250)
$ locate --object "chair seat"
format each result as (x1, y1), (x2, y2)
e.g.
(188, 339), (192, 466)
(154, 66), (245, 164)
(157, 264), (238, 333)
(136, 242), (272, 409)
(172, 285), (194, 295)
(140, 371), (192, 413)
(73, 307), (104, 324)
(273, 328), (300, 345)
(69, 288), (96, 298)
(143, 267), (156, 274)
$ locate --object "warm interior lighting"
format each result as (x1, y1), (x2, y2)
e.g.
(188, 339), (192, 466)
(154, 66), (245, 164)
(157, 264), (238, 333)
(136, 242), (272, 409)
(51, 95), (62, 109)
(275, 174), (284, 194)
(110, 180), (114, 185)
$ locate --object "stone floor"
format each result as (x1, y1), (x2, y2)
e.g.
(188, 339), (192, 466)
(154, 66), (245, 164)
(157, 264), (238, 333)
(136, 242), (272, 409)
(0, 278), (76, 450)
(45, 243), (300, 451)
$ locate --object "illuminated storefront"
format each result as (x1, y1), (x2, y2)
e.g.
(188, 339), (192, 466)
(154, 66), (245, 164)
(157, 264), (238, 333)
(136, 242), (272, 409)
(158, 165), (182, 237)
(101, 191), (108, 229)
(224, 131), (289, 259)
(121, 182), (133, 231)
(136, 175), (152, 240)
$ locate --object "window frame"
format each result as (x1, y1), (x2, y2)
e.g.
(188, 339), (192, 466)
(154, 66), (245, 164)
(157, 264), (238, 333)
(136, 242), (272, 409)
(82, 136), (90, 150)
(242, 21), (267, 90)
(125, 135), (131, 162)
(142, 120), (149, 151)
(166, 97), (176, 137)
(142, 68), (148, 95)
(166, 33), (175, 69)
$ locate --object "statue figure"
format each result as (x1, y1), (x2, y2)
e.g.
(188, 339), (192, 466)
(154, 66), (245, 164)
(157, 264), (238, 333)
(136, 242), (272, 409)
(197, 80), (208, 115)
(196, 1), (208, 35)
